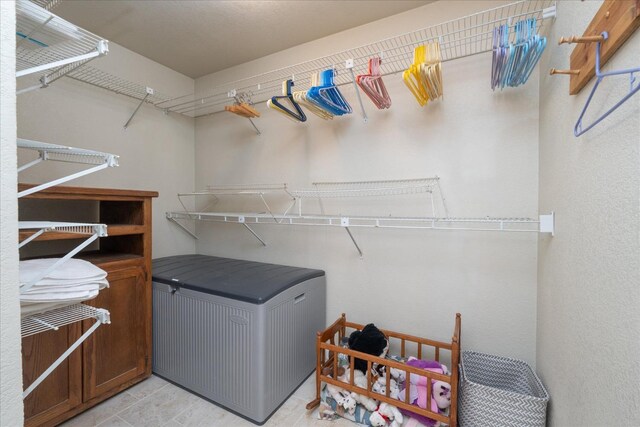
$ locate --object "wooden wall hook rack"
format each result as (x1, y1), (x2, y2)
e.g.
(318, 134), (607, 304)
(561, 0), (640, 95)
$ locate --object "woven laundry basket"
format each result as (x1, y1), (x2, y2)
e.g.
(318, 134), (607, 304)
(459, 351), (549, 427)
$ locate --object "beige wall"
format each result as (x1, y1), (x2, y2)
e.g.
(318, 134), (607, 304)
(537, 1), (640, 426)
(17, 43), (197, 258)
(193, 0), (540, 365)
(1, 1), (25, 425)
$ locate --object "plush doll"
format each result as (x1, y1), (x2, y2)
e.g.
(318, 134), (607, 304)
(323, 367), (357, 415)
(369, 402), (404, 427)
(348, 323), (389, 374)
(323, 366), (379, 413)
(397, 358), (452, 427)
(372, 376), (400, 400)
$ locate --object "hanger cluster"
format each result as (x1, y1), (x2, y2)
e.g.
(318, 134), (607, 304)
(225, 102), (260, 118)
(492, 18), (547, 90)
(357, 57), (391, 109)
(403, 41), (444, 106)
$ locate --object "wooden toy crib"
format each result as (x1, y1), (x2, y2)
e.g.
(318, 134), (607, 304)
(306, 313), (461, 426)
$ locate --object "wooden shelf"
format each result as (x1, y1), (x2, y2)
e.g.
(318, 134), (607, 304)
(19, 183), (158, 201)
(19, 224), (145, 243)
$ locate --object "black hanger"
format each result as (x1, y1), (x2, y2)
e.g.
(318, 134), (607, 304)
(270, 79), (307, 122)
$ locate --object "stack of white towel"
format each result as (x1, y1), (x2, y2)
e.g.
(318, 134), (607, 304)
(20, 258), (109, 317)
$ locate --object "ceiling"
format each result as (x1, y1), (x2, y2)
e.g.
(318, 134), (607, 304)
(53, 1), (432, 79)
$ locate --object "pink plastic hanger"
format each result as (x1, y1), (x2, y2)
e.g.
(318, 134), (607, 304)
(356, 57), (391, 109)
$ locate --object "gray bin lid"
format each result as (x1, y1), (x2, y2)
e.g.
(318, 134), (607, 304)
(152, 254), (325, 304)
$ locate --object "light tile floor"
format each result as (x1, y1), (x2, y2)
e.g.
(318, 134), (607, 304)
(60, 374), (355, 427)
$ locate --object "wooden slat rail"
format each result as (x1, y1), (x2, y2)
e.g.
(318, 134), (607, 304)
(307, 313), (461, 427)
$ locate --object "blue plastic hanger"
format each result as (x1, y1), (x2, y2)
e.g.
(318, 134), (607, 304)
(574, 32), (640, 137)
(307, 69), (352, 116)
(269, 79), (307, 122)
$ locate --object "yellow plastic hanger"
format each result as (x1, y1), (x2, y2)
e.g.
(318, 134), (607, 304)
(403, 45), (429, 106)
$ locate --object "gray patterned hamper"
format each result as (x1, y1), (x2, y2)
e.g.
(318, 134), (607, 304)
(459, 351), (549, 427)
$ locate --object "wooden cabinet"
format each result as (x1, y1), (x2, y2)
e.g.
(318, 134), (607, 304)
(18, 184), (157, 427)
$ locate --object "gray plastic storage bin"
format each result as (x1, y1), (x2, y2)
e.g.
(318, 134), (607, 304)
(459, 351), (550, 427)
(152, 255), (326, 425)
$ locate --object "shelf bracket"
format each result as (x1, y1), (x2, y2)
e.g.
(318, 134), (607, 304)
(239, 217), (267, 246)
(23, 309), (110, 398)
(166, 215), (199, 240)
(341, 217), (363, 257)
(539, 212), (555, 236)
(346, 59), (368, 123)
(124, 87), (154, 129)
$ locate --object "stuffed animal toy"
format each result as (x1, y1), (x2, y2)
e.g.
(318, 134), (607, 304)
(397, 357), (452, 427)
(323, 367), (357, 415)
(323, 366), (379, 413)
(348, 323), (389, 374)
(369, 402), (404, 427)
(372, 376), (400, 400)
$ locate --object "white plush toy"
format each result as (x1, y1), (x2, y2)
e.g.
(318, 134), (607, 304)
(372, 376), (400, 400)
(346, 369), (379, 411)
(325, 367), (378, 414)
(369, 402), (404, 427)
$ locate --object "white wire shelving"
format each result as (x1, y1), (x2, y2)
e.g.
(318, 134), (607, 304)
(172, 184), (296, 241)
(167, 178), (554, 257)
(156, 0), (556, 118)
(17, 138), (119, 198)
(21, 304), (111, 398)
(16, 0), (108, 93)
(18, 221), (108, 292)
(16, 140), (114, 399)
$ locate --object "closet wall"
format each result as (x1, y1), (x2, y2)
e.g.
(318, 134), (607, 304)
(193, 0), (541, 364)
(0, 2), (24, 426)
(537, 1), (640, 426)
(16, 42), (197, 258)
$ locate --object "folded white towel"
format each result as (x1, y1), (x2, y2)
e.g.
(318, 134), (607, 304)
(23, 279), (109, 292)
(23, 283), (105, 294)
(21, 289), (100, 303)
(21, 302), (76, 317)
(20, 258), (107, 284)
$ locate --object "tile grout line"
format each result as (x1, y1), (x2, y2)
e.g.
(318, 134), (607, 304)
(116, 415), (135, 427)
(114, 380), (171, 419)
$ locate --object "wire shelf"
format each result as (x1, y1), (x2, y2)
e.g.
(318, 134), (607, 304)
(158, 0), (555, 117)
(290, 178), (440, 199)
(200, 183), (290, 196)
(18, 139), (120, 166)
(16, 0), (107, 82)
(19, 221), (108, 237)
(166, 211), (546, 233)
(21, 303), (110, 337)
(17, 139), (119, 198)
(66, 65), (173, 104)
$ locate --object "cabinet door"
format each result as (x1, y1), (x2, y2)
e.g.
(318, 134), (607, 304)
(83, 264), (148, 400)
(22, 324), (83, 427)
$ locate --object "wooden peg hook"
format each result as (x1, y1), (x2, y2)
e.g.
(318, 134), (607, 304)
(550, 68), (581, 76)
(558, 35), (606, 45)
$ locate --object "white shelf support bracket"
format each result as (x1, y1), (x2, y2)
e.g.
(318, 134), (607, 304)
(124, 87), (154, 129)
(341, 217), (363, 257)
(238, 216), (267, 246)
(23, 309), (110, 399)
(166, 213), (198, 240)
(539, 212), (555, 236)
(345, 59), (368, 123)
(542, 3), (557, 20)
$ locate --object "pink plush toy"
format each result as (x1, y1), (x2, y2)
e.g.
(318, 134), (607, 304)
(397, 357), (451, 427)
